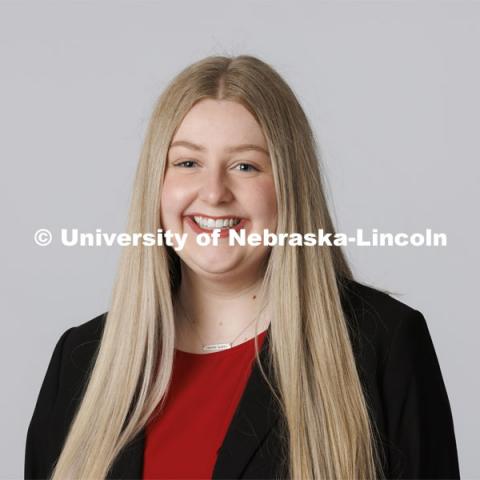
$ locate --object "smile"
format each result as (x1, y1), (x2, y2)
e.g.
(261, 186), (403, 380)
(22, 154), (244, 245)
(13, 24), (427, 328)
(193, 216), (241, 229)
(185, 215), (247, 238)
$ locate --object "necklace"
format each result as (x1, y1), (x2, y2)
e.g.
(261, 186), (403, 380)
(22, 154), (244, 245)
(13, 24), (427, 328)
(177, 297), (261, 352)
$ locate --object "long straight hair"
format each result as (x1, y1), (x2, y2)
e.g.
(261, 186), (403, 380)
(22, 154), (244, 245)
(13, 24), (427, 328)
(51, 55), (386, 479)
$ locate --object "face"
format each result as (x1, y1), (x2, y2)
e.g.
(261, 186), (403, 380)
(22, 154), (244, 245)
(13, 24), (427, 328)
(160, 99), (277, 280)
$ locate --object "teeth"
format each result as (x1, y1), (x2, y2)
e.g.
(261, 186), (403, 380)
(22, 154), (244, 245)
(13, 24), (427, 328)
(193, 216), (241, 229)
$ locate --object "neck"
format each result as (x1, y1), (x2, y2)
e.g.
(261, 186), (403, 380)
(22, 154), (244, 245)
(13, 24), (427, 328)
(174, 264), (270, 351)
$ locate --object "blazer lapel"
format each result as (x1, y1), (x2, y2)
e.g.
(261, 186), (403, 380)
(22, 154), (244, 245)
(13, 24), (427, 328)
(212, 329), (281, 478)
(108, 328), (279, 479)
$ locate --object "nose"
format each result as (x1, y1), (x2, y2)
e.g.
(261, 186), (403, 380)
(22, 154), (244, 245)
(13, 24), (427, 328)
(198, 167), (234, 204)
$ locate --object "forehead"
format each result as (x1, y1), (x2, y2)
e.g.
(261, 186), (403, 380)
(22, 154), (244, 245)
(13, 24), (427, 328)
(171, 99), (267, 149)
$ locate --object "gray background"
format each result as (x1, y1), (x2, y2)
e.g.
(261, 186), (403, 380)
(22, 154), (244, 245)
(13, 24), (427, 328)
(1, 1), (478, 478)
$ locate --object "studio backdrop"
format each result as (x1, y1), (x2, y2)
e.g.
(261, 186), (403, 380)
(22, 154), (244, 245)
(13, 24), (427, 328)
(0, 1), (478, 478)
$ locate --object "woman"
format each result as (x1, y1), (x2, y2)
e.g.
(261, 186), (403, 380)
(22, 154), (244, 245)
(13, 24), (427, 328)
(25, 55), (460, 479)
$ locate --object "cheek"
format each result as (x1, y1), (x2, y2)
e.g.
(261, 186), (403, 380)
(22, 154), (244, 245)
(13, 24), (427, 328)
(160, 178), (190, 228)
(244, 179), (277, 221)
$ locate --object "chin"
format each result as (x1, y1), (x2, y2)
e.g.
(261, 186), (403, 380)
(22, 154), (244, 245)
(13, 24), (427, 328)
(189, 263), (241, 278)
(187, 252), (244, 275)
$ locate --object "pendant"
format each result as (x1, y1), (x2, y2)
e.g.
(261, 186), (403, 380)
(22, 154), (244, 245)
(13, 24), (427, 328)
(202, 343), (232, 352)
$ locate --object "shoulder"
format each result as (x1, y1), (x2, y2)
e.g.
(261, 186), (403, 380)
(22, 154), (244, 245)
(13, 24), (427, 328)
(338, 280), (460, 478)
(339, 277), (421, 326)
(60, 312), (107, 375)
(337, 277), (430, 376)
(25, 313), (108, 476)
(65, 312), (107, 349)
(53, 313), (108, 434)
(68, 311), (107, 343)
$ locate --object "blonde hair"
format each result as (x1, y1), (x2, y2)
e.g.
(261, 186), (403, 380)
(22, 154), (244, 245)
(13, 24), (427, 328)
(51, 55), (386, 479)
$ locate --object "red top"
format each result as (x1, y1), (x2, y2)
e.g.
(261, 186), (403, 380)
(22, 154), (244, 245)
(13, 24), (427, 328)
(142, 329), (269, 479)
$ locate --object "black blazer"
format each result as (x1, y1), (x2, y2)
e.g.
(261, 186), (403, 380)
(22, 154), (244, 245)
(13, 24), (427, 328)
(25, 280), (460, 479)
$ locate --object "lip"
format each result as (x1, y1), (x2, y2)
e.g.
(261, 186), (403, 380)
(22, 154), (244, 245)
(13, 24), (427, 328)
(186, 213), (244, 220)
(185, 216), (247, 239)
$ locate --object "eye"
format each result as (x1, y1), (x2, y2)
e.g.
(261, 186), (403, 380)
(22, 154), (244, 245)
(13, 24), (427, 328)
(174, 160), (198, 168)
(234, 163), (259, 173)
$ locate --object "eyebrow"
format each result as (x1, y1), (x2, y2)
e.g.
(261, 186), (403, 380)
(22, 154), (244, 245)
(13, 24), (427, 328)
(169, 140), (269, 156)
